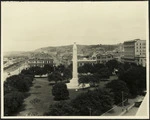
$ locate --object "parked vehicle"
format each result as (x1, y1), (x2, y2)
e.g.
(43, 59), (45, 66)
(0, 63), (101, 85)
(134, 98), (143, 107)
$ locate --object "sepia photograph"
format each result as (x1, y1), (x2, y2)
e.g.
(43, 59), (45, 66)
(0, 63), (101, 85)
(1, 1), (149, 119)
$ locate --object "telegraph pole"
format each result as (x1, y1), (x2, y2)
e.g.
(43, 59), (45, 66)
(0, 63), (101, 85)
(122, 91), (124, 111)
(89, 107), (92, 116)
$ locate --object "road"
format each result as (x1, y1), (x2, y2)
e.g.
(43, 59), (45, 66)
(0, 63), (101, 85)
(101, 95), (143, 116)
(3, 63), (28, 82)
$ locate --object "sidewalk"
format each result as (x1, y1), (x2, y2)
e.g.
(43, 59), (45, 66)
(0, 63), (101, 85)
(122, 106), (138, 116)
(101, 95), (143, 116)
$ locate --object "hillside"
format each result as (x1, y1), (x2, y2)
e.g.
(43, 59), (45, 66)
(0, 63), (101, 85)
(4, 44), (123, 65)
(35, 44), (120, 55)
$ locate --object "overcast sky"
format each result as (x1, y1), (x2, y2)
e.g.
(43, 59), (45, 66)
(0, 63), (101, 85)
(2, 2), (148, 52)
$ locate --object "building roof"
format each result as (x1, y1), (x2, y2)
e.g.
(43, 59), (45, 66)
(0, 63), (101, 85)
(78, 59), (96, 62)
(124, 39), (145, 44)
(28, 58), (53, 60)
(96, 53), (113, 57)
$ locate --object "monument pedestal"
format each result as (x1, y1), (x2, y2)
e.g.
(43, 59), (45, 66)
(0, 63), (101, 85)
(67, 78), (79, 90)
(67, 78), (90, 90)
(78, 83), (90, 89)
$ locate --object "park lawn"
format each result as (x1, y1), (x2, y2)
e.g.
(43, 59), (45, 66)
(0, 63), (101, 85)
(17, 78), (88, 116)
(18, 78), (56, 116)
(98, 75), (118, 89)
(68, 88), (89, 101)
(17, 75), (117, 116)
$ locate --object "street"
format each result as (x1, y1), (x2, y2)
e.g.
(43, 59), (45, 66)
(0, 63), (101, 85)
(3, 62), (28, 82)
(101, 95), (144, 116)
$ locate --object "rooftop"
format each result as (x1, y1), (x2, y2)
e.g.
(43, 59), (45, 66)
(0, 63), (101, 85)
(124, 39), (146, 43)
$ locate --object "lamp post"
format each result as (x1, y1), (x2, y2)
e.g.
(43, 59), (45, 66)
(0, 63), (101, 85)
(122, 91), (124, 111)
(88, 107), (92, 116)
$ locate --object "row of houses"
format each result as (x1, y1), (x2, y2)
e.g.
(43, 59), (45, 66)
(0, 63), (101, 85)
(77, 39), (146, 67)
(27, 58), (54, 67)
(27, 39), (146, 68)
(77, 53), (114, 67)
(27, 53), (113, 68)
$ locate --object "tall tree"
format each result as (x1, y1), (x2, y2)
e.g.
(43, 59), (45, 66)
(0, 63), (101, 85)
(106, 60), (120, 73)
(105, 80), (129, 104)
(43, 64), (54, 74)
(44, 101), (77, 116)
(5, 74), (33, 92)
(4, 91), (24, 115)
(62, 68), (72, 80)
(119, 65), (146, 96)
(71, 88), (114, 115)
(78, 75), (90, 88)
(52, 83), (69, 100)
(48, 71), (62, 83)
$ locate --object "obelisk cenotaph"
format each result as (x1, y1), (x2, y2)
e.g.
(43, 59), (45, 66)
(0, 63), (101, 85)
(67, 42), (79, 90)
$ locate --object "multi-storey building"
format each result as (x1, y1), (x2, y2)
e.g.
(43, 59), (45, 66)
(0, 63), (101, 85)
(28, 58), (53, 67)
(78, 58), (97, 67)
(122, 39), (146, 67)
(96, 53), (113, 64)
(77, 53), (114, 67)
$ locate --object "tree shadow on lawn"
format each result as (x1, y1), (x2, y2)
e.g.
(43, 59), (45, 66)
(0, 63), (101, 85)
(11, 103), (26, 116)
(30, 92), (41, 94)
(24, 92), (31, 98)
(68, 88), (89, 100)
(34, 85), (42, 88)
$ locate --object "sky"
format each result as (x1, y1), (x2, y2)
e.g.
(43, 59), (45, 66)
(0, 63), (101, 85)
(2, 2), (148, 52)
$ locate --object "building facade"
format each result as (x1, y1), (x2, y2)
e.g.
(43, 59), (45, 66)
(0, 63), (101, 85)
(28, 58), (53, 67)
(122, 39), (146, 67)
(78, 58), (97, 67)
(77, 53), (114, 67)
(96, 53), (114, 64)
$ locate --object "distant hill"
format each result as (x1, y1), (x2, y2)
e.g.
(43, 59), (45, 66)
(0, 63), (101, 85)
(35, 44), (120, 55)
(3, 51), (32, 57)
